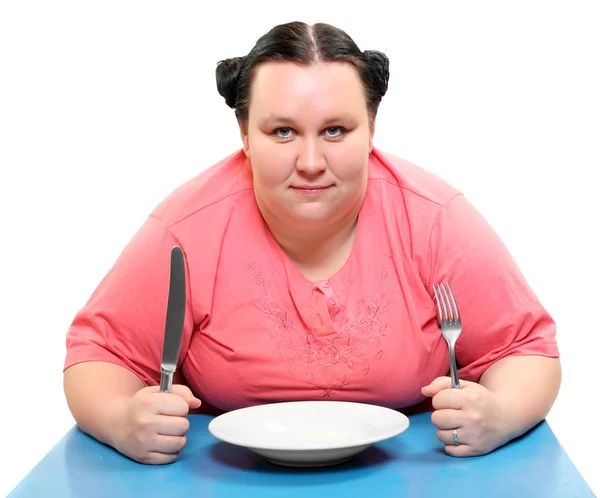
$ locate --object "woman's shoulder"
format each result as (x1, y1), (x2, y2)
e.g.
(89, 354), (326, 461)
(149, 149), (253, 228)
(369, 148), (462, 208)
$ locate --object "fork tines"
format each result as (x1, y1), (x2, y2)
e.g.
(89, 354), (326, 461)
(433, 282), (460, 324)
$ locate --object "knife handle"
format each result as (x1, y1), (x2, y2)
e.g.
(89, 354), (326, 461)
(159, 367), (174, 393)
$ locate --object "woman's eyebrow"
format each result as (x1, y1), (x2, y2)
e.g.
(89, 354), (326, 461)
(258, 114), (354, 127)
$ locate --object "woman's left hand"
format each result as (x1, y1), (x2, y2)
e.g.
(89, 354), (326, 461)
(421, 376), (510, 457)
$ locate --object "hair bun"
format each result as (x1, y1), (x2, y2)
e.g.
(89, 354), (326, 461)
(363, 50), (390, 100)
(216, 57), (245, 109)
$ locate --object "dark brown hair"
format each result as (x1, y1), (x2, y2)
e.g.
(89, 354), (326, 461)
(216, 22), (390, 128)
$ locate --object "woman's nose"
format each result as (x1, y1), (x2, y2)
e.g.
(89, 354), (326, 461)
(295, 137), (326, 175)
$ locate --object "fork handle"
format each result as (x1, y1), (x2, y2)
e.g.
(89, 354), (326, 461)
(448, 345), (461, 389)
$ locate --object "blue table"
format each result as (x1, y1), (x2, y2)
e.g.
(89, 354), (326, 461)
(9, 413), (594, 497)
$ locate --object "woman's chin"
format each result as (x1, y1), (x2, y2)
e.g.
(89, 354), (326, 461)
(289, 207), (335, 226)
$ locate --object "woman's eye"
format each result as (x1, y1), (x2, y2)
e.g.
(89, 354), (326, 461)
(272, 126), (346, 140)
(274, 127), (293, 139)
(325, 126), (345, 138)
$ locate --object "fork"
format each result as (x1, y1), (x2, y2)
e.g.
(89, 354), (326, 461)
(433, 282), (463, 389)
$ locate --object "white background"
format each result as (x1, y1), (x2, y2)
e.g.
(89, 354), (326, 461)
(1, 2), (598, 496)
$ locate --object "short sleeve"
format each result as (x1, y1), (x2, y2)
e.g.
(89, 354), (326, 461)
(63, 215), (193, 386)
(428, 194), (559, 382)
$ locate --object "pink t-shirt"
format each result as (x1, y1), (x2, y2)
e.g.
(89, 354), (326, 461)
(63, 148), (559, 413)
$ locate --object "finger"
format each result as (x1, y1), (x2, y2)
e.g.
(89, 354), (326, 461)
(152, 434), (187, 454)
(139, 451), (180, 465)
(422, 376), (472, 397)
(431, 388), (465, 410)
(431, 408), (466, 430)
(171, 385), (202, 409)
(154, 393), (191, 417)
(437, 428), (464, 446)
(444, 443), (478, 458)
(421, 376), (450, 397)
(154, 415), (190, 436)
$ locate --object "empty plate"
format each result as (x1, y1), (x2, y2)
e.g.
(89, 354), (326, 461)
(207, 400), (410, 467)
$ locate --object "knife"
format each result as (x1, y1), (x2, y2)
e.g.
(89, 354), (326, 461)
(159, 245), (187, 393)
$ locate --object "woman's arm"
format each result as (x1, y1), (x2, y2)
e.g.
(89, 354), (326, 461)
(64, 361), (145, 448)
(479, 354), (561, 440)
(64, 361), (201, 464)
(422, 191), (561, 456)
(422, 354), (561, 456)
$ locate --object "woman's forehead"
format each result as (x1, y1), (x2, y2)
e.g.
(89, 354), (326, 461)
(249, 61), (367, 120)
(252, 61), (362, 91)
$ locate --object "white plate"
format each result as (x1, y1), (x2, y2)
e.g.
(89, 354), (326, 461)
(207, 400), (410, 467)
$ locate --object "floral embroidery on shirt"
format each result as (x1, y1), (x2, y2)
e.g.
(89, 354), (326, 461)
(244, 254), (399, 397)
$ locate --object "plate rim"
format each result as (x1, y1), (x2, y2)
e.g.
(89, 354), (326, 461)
(207, 400), (410, 451)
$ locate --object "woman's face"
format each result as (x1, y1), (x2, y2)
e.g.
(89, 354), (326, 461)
(241, 61), (374, 230)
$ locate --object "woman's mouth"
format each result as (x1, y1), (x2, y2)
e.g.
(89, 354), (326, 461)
(291, 185), (332, 196)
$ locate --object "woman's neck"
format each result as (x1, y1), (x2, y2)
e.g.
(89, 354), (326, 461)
(262, 205), (361, 281)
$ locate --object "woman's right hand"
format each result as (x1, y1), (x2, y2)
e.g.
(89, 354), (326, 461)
(114, 384), (202, 464)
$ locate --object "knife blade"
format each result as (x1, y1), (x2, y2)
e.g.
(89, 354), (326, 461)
(159, 245), (187, 393)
